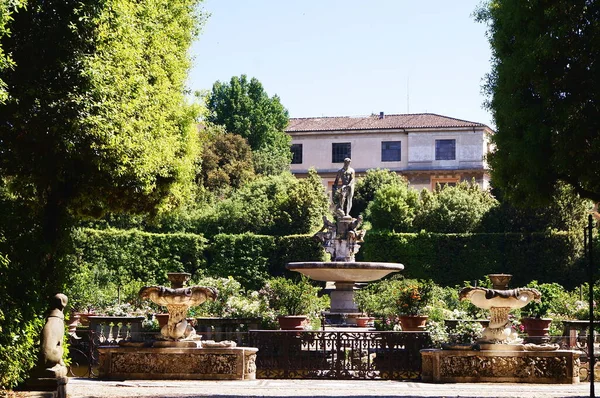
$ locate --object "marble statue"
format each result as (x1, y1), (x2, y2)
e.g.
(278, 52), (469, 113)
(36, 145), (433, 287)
(332, 158), (355, 217)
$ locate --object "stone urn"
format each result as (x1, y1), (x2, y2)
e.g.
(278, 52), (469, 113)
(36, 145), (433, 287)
(399, 315), (428, 331)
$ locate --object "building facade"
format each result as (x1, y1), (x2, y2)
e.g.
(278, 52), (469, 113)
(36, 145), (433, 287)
(287, 112), (493, 192)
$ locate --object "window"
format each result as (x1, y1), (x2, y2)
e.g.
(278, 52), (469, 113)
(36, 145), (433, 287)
(431, 177), (460, 190)
(381, 141), (401, 162)
(291, 144), (303, 164)
(332, 142), (351, 163)
(435, 139), (456, 160)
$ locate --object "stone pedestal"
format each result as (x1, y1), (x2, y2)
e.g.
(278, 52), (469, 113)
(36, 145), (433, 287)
(22, 376), (68, 398)
(98, 346), (258, 380)
(421, 348), (580, 384)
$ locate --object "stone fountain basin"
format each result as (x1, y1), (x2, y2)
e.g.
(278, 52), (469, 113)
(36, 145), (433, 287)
(286, 262), (404, 282)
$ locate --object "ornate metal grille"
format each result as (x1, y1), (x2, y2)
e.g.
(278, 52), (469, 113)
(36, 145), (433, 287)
(248, 330), (431, 380)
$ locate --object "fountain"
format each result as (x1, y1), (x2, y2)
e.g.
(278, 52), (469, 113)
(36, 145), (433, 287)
(287, 158), (404, 326)
(460, 273), (541, 347)
(421, 273), (580, 384)
(97, 272), (258, 380)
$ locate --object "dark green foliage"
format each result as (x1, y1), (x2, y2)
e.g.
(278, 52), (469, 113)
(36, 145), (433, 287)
(260, 276), (327, 316)
(206, 74), (291, 175)
(270, 234), (326, 278)
(358, 231), (584, 288)
(198, 125), (256, 194)
(480, 182), (591, 233)
(476, 0), (600, 203)
(350, 169), (406, 217)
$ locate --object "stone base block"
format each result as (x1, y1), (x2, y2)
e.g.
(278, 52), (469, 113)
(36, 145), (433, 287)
(98, 346), (258, 380)
(21, 376), (68, 398)
(421, 349), (580, 384)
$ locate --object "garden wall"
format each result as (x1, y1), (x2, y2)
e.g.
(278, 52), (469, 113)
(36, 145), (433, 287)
(357, 231), (586, 289)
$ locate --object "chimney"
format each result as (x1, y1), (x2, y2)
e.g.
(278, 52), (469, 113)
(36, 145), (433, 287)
(379, 111), (384, 119)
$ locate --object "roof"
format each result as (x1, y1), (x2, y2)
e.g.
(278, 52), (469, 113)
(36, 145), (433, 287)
(286, 113), (487, 132)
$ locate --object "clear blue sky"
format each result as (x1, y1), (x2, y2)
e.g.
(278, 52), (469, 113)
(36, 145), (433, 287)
(187, 0), (495, 128)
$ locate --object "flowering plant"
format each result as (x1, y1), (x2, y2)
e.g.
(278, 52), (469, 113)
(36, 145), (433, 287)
(395, 280), (432, 316)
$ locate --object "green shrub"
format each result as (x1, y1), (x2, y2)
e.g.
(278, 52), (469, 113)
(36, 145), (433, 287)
(367, 183), (419, 232)
(260, 276), (328, 316)
(414, 182), (498, 233)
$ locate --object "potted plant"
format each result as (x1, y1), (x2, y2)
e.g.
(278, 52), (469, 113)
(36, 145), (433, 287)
(442, 320), (484, 350)
(396, 279), (432, 331)
(521, 281), (560, 339)
(260, 276), (327, 330)
(354, 284), (381, 328)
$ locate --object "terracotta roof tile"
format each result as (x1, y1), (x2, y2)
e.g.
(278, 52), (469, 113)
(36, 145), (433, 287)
(286, 113), (486, 132)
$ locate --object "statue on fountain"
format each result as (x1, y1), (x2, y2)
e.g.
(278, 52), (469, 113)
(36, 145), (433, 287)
(314, 159), (365, 262)
(332, 157), (355, 218)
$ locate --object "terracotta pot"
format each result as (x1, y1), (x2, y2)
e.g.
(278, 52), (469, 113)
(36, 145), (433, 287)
(521, 317), (552, 337)
(277, 315), (308, 330)
(74, 311), (95, 327)
(356, 316), (374, 328)
(399, 315), (428, 331)
(155, 313), (169, 328)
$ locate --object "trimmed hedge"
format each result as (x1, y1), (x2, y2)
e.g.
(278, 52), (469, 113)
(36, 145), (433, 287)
(206, 233), (325, 290)
(72, 228), (207, 284)
(357, 231), (585, 289)
(72, 229), (325, 291)
(72, 228), (589, 292)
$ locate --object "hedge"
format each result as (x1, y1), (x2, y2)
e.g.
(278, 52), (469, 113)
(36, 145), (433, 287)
(357, 231), (586, 289)
(205, 233), (325, 290)
(72, 228), (590, 291)
(72, 229), (325, 291)
(72, 228), (207, 285)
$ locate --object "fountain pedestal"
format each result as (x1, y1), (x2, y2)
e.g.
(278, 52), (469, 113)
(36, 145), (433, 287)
(421, 348), (580, 384)
(98, 346), (258, 380)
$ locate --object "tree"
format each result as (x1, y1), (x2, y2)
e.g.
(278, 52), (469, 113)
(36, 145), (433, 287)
(413, 181), (498, 233)
(206, 75), (291, 175)
(350, 168), (407, 217)
(476, 0), (600, 204)
(0, 0), (205, 387)
(0, 0), (25, 103)
(366, 182), (420, 232)
(198, 125), (256, 194)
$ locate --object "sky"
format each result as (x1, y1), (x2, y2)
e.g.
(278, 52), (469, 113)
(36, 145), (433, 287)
(187, 0), (495, 128)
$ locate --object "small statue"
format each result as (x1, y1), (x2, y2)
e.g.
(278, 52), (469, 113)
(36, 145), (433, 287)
(314, 216), (336, 245)
(347, 215), (366, 243)
(332, 158), (355, 217)
(37, 293), (68, 377)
